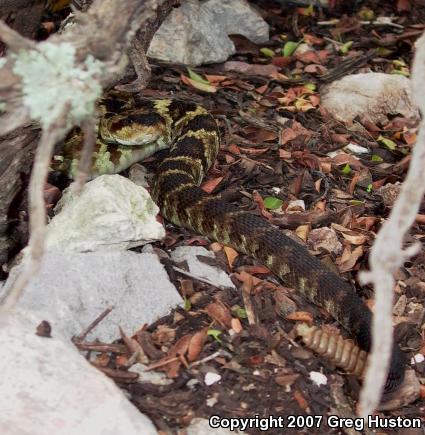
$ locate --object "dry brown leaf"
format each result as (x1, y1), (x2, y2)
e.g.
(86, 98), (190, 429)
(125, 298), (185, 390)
(227, 143), (241, 154)
(239, 146), (270, 155)
(165, 334), (192, 378)
(180, 74), (217, 93)
(336, 245), (364, 273)
(204, 74), (227, 84)
(293, 390), (309, 410)
(331, 223), (367, 245)
(231, 317), (243, 333)
(223, 246), (238, 269)
(279, 120), (312, 146)
(296, 50), (322, 64)
(205, 302), (233, 328)
(295, 224), (310, 242)
(201, 176), (223, 194)
(275, 373), (300, 387)
(330, 153), (364, 170)
(271, 56), (293, 68)
(187, 328), (208, 362)
(152, 324), (176, 346)
(210, 242), (223, 252)
(279, 149), (292, 160)
(286, 311), (314, 323)
(179, 279), (194, 297)
(255, 83), (268, 94)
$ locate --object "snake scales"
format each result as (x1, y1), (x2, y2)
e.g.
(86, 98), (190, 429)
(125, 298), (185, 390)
(55, 91), (405, 392)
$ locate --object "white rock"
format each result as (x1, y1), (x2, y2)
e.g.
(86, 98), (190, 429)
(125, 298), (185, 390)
(171, 246), (235, 289)
(411, 353), (425, 364)
(45, 175), (165, 252)
(203, 0), (269, 44)
(0, 251), (182, 342)
(309, 371), (328, 387)
(344, 143), (369, 154)
(148, 0), (235, 66)
(321, 73), (419, 124)
(204, 372), (222, 386)
(187, 417), (244, 434)
(129, 363), (173, 386)
(0, 310), (157, 435)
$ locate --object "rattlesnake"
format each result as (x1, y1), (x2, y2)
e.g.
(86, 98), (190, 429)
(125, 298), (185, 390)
(54, 91), (406, 392)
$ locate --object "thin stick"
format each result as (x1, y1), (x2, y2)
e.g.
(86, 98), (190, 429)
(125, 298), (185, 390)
(188, 350), (222, 368)
(74, 305), (114, 341)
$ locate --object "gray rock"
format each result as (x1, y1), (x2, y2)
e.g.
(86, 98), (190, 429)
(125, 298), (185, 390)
(148, 0), (235, 66)
(0, 251), (182, 342)
(171, 246), (235, 289)
(203, 0), (269, 44)
(0, 310), (157, 435)
(321, 73), (419, 124)
(45, 174), (165, 252)
(148, 0), (269, 66)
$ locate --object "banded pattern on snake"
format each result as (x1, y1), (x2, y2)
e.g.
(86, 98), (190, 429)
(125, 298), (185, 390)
(54, 91), (406, 392)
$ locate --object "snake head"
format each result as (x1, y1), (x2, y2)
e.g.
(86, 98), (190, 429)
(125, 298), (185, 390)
(99, 111), (170, 146)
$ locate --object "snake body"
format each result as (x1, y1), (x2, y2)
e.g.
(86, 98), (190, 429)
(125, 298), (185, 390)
(55, 92), (405, 391)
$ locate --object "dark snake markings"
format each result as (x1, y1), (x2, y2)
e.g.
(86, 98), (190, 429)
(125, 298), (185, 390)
(57, 92), (405, 392)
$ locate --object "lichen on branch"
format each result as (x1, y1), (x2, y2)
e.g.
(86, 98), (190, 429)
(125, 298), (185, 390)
(12, 42), (104, 129)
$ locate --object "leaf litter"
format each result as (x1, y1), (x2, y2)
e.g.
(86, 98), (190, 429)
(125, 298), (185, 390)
(39, 0), (425, 432)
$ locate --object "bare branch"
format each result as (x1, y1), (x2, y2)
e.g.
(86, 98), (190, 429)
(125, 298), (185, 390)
(0, 20), (36, 51)
(0, 106), (69, 311)
(72, 116), (97, 194)
(358, 32), (425, 416)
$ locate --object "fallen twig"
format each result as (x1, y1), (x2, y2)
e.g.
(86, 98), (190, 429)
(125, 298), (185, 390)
(74, 306), (114, 341)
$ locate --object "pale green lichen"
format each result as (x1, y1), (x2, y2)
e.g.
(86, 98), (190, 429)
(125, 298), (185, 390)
(12, 42), (105, 129)
(0, 58), (6, 69)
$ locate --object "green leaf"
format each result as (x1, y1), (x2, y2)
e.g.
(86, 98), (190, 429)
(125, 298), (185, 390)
(260, 47), (275, 58)
(377, 47), (392, 57)
(371, 154), (383, 162)
(349, 199), (364, 206)
(183, 297), (191, 311)
(339, 41), (353, 55)
(378, 135), (397, 150)
(264, 196), (283, 210)
(282, 41), (298, 57)
(304, 82), (316, 91)
(234, 307), (248, 319)
(187, 68), (210, 85)
(340, 163), (351, 175)
(366, 183), (373, 193)
(207, 329), (222, 343)
(393, 59), (407, 67)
